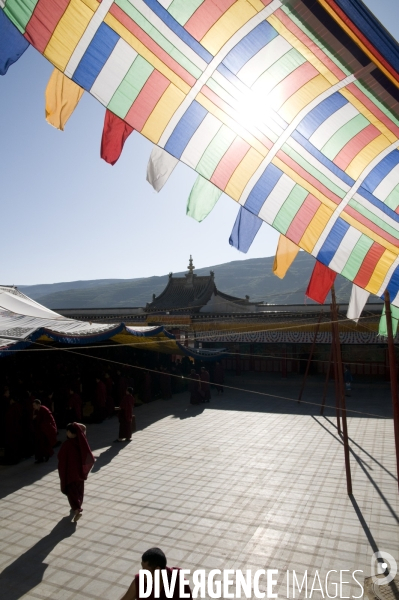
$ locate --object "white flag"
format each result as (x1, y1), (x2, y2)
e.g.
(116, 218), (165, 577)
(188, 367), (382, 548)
(146, 146), (178, 192)
(347, 284), (369, 322)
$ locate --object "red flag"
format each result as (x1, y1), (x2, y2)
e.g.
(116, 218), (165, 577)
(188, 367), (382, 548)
(101, 110), (134, 165)
(305, 261), (336, 304)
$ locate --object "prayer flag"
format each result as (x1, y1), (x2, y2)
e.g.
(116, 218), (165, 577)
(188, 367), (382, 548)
(0, 9), (29, 75)
(273, 235), (300, 279)
(147, 146), (178, 192)
(347, 284), (370, 323)
(378, 304), (399, 337)
(306, 261), (337, 304)
(186, 175), (222, 222)
(229, 207), (262, 253)
(45, 69), (84, 131)
(101, 109), (134, 165)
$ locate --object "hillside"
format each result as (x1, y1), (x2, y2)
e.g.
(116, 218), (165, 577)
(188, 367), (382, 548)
(19, 253), (381, 308)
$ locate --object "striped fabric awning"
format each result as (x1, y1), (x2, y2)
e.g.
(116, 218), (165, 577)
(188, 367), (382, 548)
(2, 0), (399, 305)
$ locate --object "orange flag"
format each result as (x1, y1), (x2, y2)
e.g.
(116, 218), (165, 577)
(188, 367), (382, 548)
(272, 235), (300, 279)
(45, 68), (84, 131)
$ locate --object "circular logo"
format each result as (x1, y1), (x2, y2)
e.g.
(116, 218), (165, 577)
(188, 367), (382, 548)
(371, 551), (397, 585)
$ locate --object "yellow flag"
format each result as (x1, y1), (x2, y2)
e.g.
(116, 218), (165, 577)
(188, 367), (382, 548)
(45, 69), (84, 131)
(273, 235), (299, 279)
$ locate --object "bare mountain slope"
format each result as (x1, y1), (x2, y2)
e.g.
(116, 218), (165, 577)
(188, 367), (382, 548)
(19, 253), (380, 309)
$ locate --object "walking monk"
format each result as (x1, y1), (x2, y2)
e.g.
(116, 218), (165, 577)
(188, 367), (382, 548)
(114, 387), (135, 443)
(57, 423), (94, 522)
(188, 369), (202, 405)
(213, 362), (225, 395)
(200, 367), (211, 403)
(32, 399), (57, 463)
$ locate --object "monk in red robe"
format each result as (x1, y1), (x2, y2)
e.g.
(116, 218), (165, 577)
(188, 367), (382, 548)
(188, 370), (202, 405)
(32, 400), (57, 463)
(200, 367), (211, 403)
(114, 387), (135, 442)
(57, 422), (94, 522)
(67, 389), (82, 422)
(213, 362), (225, 395)
(120, 547), (192, 600)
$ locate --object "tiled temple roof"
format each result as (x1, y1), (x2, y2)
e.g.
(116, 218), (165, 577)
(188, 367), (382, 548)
(146, 272), (215, 313)
(145, 256), (264, 314)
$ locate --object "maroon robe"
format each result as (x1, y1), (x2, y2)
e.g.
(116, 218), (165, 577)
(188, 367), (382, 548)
(57, 424), (94, 512)
(135, 567), (192, 599)
(213, 364), (225, 393)
(188, 374), (202, 405)
(68, 393), (82, 421)
(33, 405), (57, 461)
(118, 393), (135, 439)
(200, 370), (211, 401)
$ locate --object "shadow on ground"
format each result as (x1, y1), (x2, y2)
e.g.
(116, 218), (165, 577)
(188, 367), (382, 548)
(0, 516), (76, 600)
(0, 374), (393, 501)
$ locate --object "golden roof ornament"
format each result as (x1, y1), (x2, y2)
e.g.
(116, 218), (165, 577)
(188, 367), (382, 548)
(187, 255), (195, 274)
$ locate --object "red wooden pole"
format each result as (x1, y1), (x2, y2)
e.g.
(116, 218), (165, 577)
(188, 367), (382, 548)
(383, 290), (399, 491)
(331, 285), (352, 495)
(330, 300), (341, 434)
(298, 312), (323, 403)
(320, 345), (333, 416)
(332, 330), (341, 434)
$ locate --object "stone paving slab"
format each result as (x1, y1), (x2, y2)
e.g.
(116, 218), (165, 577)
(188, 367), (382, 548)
(0, 374), (398, 600)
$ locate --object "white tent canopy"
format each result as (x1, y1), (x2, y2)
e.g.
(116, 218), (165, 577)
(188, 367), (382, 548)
(0, 286), (64, 320)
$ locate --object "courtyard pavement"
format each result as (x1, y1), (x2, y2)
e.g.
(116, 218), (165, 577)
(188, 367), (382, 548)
(0, 373), (398, 600)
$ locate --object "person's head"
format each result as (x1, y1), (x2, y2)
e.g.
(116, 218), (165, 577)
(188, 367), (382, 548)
(141, 548), (167, 573)
(66, 423), (78, 439)
(33, 399), (41, 410)
(190, 369), (196, 375)
(126, 387), (134, 396)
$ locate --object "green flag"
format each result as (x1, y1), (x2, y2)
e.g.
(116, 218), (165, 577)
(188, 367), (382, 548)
(378, 303), (399, 336)
(186, 175), (222, 222)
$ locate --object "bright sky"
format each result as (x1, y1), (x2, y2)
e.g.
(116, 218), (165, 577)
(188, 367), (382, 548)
(0, 0), (397, 284)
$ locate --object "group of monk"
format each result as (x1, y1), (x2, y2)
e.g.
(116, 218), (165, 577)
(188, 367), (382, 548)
(1, 350), (228, 597)
(188, 362), (225, 405)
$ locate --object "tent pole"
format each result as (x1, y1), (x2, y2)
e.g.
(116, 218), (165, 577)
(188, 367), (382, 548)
(331, 284), (352, 495)
(298, 312), (322, 403)
(383, 290), (399, 491)
(320, 345), (333, 416)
